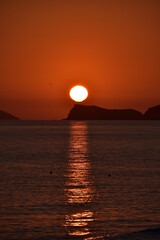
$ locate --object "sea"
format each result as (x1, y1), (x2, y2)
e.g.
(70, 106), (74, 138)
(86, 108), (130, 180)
(0, 120), (160, 240)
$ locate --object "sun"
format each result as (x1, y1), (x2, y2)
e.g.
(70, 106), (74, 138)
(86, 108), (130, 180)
(69, 85), (88, 102)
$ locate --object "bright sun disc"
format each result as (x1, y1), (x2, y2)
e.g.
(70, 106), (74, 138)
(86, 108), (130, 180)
(70, 85), (88, 102)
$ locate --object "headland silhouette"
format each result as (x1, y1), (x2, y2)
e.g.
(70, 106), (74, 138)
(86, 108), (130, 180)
(66, 104), (160, 120)
(1, 105), (160, 120)
(0, 110), (19, 120)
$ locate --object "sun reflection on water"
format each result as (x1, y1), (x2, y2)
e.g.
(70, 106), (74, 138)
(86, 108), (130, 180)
(65, 211), (94, 237)
(65, 122), (95, 238)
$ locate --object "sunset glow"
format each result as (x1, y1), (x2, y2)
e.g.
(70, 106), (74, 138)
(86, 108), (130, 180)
(0, 0), (160, 120)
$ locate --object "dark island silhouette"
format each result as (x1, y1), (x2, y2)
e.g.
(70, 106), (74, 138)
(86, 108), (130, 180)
(0, 110), (19, 120)
(66, 104), (160, 120)
(1, 105), (160, 120)
(144, 105), (160, 120)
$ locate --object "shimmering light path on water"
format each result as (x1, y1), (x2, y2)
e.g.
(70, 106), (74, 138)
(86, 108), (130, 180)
(65, 123), (95, 237)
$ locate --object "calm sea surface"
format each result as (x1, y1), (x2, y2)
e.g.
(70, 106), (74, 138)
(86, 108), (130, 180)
(0, 121), (160, 239)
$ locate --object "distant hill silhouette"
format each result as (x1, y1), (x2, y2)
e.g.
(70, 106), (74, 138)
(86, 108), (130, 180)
(66, 104), (143, 120)
(0, 110), (19, 120)
(66, 104), (160, 120)
(144, 105), (160, 120)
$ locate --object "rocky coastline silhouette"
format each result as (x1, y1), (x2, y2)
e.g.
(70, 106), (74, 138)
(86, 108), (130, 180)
(66, 104), (160, 120)
(0, 110), (19, 120)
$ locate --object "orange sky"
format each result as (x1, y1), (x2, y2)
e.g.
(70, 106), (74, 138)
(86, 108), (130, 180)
(0, 0), (160, 119)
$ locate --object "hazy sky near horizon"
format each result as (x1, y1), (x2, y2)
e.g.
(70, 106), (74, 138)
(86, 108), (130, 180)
(1, 0), (160, 119)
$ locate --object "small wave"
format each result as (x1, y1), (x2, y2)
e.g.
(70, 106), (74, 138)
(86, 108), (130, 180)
(109, 227), (160, 240)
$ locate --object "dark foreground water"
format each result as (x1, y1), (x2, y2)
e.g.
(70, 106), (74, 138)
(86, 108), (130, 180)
(0, 120), (160, 240)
